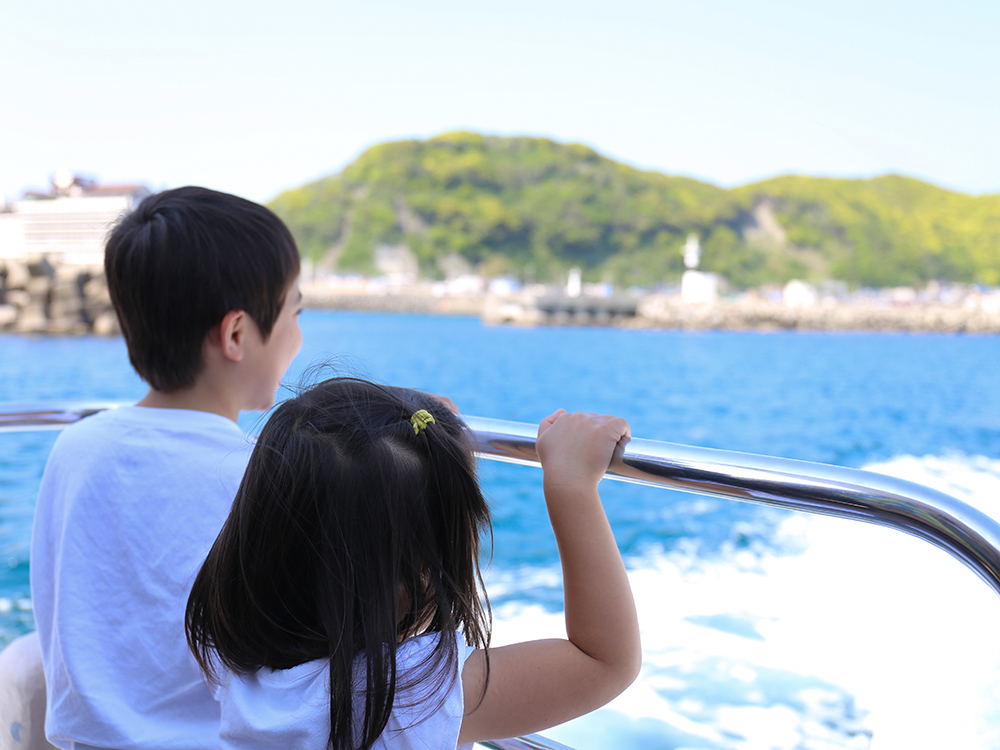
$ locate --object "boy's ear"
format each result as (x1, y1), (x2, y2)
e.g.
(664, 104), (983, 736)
(212, 309), (249, 363)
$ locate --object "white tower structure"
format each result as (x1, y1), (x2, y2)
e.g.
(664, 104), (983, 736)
(566, 267), (582, 298)
(682, 233), (701, 269)
(680, 233), (718, 304)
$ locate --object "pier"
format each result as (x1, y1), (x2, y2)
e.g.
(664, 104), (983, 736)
(482, 294), (638, 326)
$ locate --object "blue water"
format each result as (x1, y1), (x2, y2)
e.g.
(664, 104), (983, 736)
(2, 313), (1000, 748)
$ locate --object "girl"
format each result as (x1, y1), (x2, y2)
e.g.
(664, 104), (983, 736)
(186, 377), (640, 749)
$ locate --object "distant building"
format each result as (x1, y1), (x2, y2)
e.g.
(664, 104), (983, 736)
(783, 280), (818, 308)
(681, 270), (718, 304)
(0, 170), (150, 265)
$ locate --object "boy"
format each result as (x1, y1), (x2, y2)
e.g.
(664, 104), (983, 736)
(30, 186), (303, 750)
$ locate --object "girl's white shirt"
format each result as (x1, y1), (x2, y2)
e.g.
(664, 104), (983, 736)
(213, 632), (476, 750)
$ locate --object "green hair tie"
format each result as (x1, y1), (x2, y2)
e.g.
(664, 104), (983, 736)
(410, 409), (436, 435)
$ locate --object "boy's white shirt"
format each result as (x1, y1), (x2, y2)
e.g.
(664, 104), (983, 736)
(30, 406), (254, 750)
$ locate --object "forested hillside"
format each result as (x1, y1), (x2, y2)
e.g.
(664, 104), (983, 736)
(268, 132), (1000, 289)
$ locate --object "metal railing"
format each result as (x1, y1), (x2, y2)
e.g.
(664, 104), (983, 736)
(0, 403), (114, 431)
(6, 405), (1000, 750)
(465, 415), (1000, 598)
(6, 404), (1000, 600)
(480, 735), (574, 750)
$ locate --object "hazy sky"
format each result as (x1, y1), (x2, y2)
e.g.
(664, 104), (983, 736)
(2, 0), (997, 203)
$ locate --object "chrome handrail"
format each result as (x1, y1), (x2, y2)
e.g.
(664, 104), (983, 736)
(0, 403), (118, 431)
(464, 415), (1000, 598)
(7, 404), (1000, 597)
(480, 735), (575, 750)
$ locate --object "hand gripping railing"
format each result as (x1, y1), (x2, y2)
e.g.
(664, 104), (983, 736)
(6, 406), (1000, 750)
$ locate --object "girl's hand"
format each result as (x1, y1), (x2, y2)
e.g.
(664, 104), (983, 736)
(536, 410), (630, 494)
(427, 392), (460, 414)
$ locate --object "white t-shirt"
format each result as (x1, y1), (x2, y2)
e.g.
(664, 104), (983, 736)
(215, 632), (476, 750)
(30, 406), (254, 750)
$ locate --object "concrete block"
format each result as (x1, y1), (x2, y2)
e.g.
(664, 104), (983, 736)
(4, 289), (30, 308)
(91, 310), (120, 336)
(0, 260), (31, 289)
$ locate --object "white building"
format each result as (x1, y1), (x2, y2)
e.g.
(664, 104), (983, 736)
(783, 279), (818, 308)
(681, 270), (719, 304)
(0, 171), (150, 266)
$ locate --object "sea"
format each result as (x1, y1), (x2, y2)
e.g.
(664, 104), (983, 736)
(2, 311), (1000, 750)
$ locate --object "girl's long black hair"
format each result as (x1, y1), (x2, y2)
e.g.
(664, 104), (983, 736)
(186, 377), (492, 750)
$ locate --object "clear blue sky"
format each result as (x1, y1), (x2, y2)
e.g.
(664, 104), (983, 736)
(2, 0), (997, 204)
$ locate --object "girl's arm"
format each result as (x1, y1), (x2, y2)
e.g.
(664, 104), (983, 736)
(459, 410), (641, 744)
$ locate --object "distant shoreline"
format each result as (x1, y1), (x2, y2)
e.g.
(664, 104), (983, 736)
(302, 287), (1000, 335)
(2, 261), (997, 336)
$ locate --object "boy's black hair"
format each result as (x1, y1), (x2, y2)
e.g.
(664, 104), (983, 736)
(186, 378), (492, 750)
(104, 186), (301, 392)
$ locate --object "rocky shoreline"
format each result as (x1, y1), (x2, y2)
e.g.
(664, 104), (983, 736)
(2, 261), (998, 336)
(0, 258), (119, 335)
(628, 295), (1000, 334)
(301, 285), (484, 317)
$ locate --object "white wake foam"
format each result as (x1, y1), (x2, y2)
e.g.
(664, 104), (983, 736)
(485, 452), (1000, 750)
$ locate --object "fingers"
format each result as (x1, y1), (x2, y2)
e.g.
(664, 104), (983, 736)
(581, 414), (631, 468)
(539, 410), (627, 438)
(536, 411), (630, 466)
(608, 417), (631, 467)
(428, 393), (460, 414)
(607, 416), (631, 443)
(537, 408), (568, 438)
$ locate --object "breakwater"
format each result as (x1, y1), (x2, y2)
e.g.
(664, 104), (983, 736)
(629, 294), (1000, 334)
(0, 258), (118, 335)
(301, 284), (483, 317)
(478, 291), (1000, 334)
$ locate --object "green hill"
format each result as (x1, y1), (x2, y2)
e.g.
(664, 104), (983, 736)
(268, 132), (1000, 289)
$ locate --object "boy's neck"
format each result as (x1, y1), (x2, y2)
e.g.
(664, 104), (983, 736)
(137, 385), (240, 424)
(135, 321), (261, 424)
